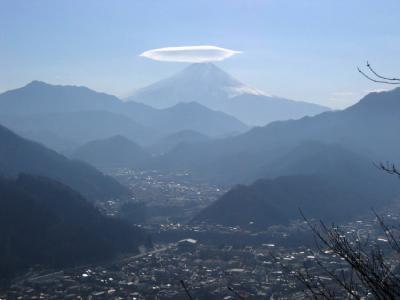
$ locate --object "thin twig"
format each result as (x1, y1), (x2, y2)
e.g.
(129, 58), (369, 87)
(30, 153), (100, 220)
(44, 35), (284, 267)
(357, 67), (400, 85)
(366, 61), (400, 82)
(180, 280), (194, 300)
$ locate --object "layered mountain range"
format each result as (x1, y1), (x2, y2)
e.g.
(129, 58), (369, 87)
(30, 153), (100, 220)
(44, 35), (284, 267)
(0, 63), (329, 155)
(0, 123), (128, 201)
(190, 88), (400, 227)
(0, 125), (151, 283)
(151, 88), (400, 184)
(0, 79), (247, 153)
(1, 63), (399, 267)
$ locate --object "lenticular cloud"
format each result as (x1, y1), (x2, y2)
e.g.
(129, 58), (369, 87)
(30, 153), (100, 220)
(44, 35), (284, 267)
(140, 45), (241, 63)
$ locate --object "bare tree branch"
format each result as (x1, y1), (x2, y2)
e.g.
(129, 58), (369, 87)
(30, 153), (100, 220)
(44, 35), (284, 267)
(295, 212), (400, 299)
(366, 61), (400, 82)
(227, 285), (246, 300)
(357, 67), (400, 85)
(357, 61), (400, 85)
(376, 162), (400, 177)
(180, 280), (194, 300)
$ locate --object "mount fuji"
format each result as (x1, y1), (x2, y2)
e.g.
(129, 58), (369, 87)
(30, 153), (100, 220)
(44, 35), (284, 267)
(127, 63), (330, 126)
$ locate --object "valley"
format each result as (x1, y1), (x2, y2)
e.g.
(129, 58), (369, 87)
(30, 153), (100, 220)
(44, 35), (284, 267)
(101, 168), (225, 224)
(4, 176), (398, 299)
(1, 83), (400, 298)
(2, 159), (400, 299)
(2, 3), (400, 297)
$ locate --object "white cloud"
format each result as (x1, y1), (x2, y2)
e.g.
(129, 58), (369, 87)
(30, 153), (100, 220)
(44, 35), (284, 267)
(140, 45), (241, 63)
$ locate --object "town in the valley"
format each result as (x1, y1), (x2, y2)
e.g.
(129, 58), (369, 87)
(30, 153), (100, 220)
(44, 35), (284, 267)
(2, 169), (396, 300)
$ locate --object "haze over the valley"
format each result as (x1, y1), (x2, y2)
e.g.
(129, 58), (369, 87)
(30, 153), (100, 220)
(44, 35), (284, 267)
(1, 1), (400, 298)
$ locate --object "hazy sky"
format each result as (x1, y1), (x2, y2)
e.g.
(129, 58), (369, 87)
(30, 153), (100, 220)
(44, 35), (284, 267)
(1, 0), (399, 108)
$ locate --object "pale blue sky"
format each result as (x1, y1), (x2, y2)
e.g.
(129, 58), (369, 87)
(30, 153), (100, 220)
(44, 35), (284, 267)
(1, 0), (399, 108)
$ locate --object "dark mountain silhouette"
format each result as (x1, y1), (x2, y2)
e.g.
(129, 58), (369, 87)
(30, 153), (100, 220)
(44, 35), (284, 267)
(72, 135), (150, 168)
(0, 123), (129, 201)
(0, 174), (150, 284)
(150, 88), (400, 184)
(149, 130), (210, 155)
(193, 142), (400, 228)
(0, 81), (248, 150)
(127, 63), (329, 125)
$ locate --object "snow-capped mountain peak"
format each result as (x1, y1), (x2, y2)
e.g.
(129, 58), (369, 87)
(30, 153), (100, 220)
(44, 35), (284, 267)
(127, 63), (329, 126)
(127, 63), (265, 108)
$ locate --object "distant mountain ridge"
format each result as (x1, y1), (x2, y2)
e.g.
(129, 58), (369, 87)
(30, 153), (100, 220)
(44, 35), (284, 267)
(0, 110), (160, 151)
(220, 93), (330, 127)
(72, 135), (150, 168)
(0, 81), (248, 151)
(127, 63), (329, 125)
(150, 102), (247, 136)
(0, 123), (128, 201)
(0, 80), (121, 114)
(149, 87), (400, 184)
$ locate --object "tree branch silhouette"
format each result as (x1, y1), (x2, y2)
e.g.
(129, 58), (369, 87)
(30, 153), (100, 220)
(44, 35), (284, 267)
(294, 211), (400, 299)
(357, 61), (400, 85)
